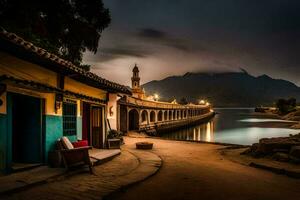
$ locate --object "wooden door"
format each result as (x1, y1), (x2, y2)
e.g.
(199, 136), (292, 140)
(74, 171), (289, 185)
(91, 106), (103, 148)
(119, 105), (127, 133)
(82, 102), (90, 141)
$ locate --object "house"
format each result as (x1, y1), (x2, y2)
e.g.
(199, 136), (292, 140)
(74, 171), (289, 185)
(0, 29), (131, 173)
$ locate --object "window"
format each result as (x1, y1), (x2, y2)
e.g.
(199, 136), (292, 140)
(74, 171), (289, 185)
(63, 101), (77, 136)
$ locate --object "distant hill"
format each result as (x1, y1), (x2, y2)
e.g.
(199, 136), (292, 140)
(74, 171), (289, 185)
(142, 72), (300, 107)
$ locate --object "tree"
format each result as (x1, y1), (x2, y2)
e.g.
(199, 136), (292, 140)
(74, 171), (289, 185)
(287, 97), (296, 107)
(276, 99), (286, 113)
(179, 97), (188, 105)
(0, 0), (111, 70)
(276, 98), (297, 114)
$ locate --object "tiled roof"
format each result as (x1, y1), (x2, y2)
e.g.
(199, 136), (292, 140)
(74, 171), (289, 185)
(0, 28), (131, 95)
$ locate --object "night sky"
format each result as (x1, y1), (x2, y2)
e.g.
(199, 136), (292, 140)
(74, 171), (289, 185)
(83, 0), (300, 86)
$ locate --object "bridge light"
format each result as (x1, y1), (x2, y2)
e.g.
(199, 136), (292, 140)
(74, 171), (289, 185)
(199, 100), (206, 105)
(154, 93), (159, 101)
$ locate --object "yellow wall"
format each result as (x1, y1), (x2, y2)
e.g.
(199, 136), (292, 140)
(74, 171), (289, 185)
(64, 77), (107, 100)
(0, 52), (57, 87)
(45, 93), (62, 115)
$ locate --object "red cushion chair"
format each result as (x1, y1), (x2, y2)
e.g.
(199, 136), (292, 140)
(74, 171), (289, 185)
(57, 138), (93, 173)
(72, 140), (89, 148)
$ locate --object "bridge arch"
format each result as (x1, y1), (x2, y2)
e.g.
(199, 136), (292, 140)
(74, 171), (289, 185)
(150, 110), (156, 123)
(157, 110), (163, 121)
(169, 110), (173, 120)
(141, 110), (148, 124)
(128, 109), (139, 130)
(164, 110), (168, 121)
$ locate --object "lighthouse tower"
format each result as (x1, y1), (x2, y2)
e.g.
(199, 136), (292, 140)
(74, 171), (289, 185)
(131, 64), (145, 99)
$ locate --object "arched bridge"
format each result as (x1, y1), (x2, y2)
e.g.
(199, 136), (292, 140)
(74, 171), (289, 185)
(117, 96), (214, 134)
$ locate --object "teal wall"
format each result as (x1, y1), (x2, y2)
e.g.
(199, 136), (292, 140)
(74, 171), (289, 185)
(0, 114), (7, 173)
(1, 93), (12, 174)
(67, 135), (77, 142)
(44, 115), (63, 161)
(77, 116), (82, 140)
(6, 94), (12, 173)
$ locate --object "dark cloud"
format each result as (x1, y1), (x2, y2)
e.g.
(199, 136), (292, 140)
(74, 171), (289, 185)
(87, 27), (194, 63)
(138, 28), (166, 39)
(88, 48), (150, 62)
(86, 46), (151, 62)
(102, 47), (148, 58)
(137, 28), (192, 52)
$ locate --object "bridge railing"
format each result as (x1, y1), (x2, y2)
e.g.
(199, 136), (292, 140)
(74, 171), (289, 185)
(124, 96), (210, 110)
(139, 111), (213, 131)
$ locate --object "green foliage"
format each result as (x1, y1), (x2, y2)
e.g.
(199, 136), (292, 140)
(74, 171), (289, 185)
(107, 129), (123, 139)
(0, 0), (111, 69)
(276, 98), (297, 114)
(79, 64), (91, 71)
(287, 97), (296, 107)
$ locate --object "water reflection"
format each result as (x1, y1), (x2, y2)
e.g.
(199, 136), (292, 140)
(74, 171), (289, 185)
(161, 108), (300, 145)
(206, 121), (212, 142)
(163, 121), (214, 142)
(239, 118), (295, 123)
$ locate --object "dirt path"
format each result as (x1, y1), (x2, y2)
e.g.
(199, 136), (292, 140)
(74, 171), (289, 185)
(107, 137), (300, 200)
(2, 150), (161, 200)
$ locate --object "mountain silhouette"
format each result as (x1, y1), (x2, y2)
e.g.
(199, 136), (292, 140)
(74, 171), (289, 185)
(142, 71), (300, 107)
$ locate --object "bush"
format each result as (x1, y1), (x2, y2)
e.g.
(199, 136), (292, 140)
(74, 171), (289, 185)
(276, 98), (297, 114)
(107, 129), (123, 139)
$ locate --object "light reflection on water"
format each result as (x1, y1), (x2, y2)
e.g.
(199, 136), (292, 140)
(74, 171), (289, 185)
(239, 118), (296, 123)
(161, 108), (300, 145)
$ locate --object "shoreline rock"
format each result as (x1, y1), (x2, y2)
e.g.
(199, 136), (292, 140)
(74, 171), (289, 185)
(243, 133), (300, 164)
(282, 110), (300, 121)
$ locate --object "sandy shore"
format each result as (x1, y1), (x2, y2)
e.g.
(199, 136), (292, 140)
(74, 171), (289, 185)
(242, 121), (299, 129)
(248, 110), (300, 129)
(107, 136), (300, 200)
(222, 147), (300, 174)
(246, 111), (281, 119)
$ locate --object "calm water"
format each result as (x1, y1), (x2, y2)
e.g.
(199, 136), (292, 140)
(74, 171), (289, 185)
(161, 108), (300, 145)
